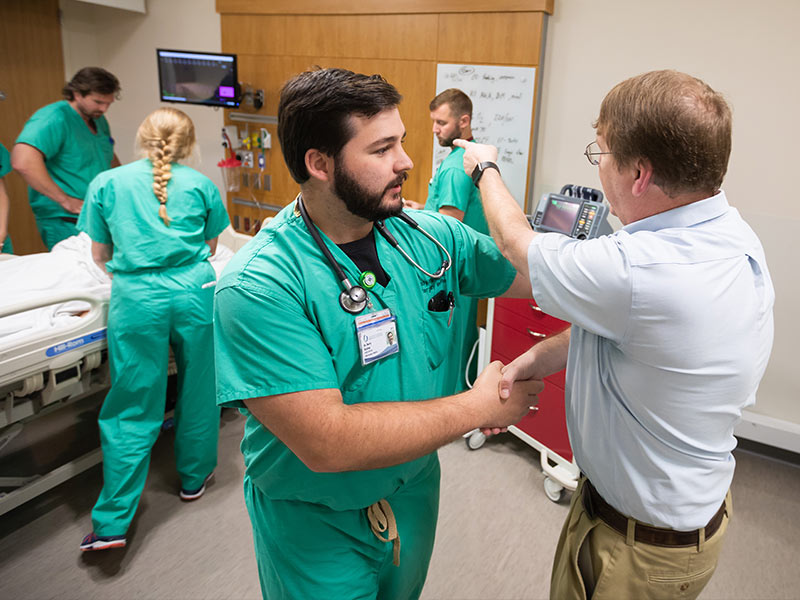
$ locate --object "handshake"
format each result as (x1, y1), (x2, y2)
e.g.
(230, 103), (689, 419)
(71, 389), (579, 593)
(468, 359), (544, 436)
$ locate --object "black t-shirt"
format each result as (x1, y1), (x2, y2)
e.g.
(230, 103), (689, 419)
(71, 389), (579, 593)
(337, 229), (390, 287)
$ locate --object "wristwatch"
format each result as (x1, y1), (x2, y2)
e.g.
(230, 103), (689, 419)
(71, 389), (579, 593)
(471, 161), (500, 188)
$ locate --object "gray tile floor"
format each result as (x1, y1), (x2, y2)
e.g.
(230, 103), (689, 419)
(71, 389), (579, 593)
(1, 402), (799, 600)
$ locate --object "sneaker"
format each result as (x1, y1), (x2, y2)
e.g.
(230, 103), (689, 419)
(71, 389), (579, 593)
(180, 472), (214, 501)
(80, 532), (126, 552)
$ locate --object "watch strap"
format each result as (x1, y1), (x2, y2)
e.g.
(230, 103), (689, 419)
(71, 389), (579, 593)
(471, 161), (500, 187)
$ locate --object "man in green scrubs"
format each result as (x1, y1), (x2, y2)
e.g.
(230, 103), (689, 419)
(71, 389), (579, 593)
(214, 68), (542, 600)
(426, 89), (490, 391)
(12, 67), (120, 249)
(0, 143), (12, 253)
(426, 89), (489, 234)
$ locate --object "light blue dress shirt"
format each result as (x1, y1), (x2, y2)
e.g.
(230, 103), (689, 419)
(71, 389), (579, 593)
(528, 191), (774, 530)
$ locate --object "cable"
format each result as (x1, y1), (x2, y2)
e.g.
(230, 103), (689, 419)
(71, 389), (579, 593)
(464, 338), (480, 389)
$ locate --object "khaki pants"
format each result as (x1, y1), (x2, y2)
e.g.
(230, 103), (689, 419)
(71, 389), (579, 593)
(550, 478), (731, 600)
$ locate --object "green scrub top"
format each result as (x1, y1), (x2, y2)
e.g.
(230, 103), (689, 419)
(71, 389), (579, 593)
(15, 100), (114, 219)
(214, 202), (516, 511)
(427, 144), (489, 235)
(80, 159), (229, 273)
(0, 143), (10, 177)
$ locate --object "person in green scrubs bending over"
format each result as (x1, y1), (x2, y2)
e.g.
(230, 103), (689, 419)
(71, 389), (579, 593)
(214, 68), (542, 600)
(78, 107), (230, 552)
(12, 67), (121, 250)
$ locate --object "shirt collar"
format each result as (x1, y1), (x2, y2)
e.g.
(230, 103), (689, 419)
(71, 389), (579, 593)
(622, 190), (729, 233)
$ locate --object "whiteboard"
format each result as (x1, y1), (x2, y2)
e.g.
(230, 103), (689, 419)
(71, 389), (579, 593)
(433, 64), (537, 209)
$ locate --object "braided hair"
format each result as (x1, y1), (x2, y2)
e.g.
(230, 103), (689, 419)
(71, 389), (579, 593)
(135, 108), (196, 226)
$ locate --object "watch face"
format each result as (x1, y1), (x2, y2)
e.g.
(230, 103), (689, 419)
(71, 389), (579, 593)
(473, 162), (496, 186)
(472, 163), (484, 186)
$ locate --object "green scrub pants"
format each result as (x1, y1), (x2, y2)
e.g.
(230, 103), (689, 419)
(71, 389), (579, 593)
(92, 261), (219, 537)
(35, 216), (78, 250)
(244, 456), (441, 600)
(1, 236), (12, 253)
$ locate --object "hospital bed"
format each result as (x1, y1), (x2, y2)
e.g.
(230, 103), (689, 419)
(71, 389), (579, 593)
(0, 226), (253, 515)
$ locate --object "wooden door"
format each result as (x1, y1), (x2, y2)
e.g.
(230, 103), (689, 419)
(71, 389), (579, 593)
(0, 0), (66, 254)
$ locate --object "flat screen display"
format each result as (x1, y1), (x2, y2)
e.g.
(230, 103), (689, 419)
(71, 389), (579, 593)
(541, 198), (581, 235)
(157, 49), (239, 108)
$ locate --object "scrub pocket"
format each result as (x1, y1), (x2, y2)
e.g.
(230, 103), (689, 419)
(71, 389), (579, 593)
(422, 305), (452, 370)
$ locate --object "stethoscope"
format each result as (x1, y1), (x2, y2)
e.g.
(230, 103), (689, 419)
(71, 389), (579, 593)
(296, 194), (452, 314)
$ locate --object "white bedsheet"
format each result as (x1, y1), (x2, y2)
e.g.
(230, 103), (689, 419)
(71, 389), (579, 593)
(0, 233), (234, 344)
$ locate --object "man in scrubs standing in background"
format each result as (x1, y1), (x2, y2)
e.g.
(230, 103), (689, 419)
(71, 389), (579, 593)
(426, 88), (490, 390)
(12, 66), (120, 249)
(406, 89), (490, 391)
(214, 67), (541, 599)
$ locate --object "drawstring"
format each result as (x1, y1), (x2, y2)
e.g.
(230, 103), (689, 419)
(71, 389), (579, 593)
(367, 499), (400, 566)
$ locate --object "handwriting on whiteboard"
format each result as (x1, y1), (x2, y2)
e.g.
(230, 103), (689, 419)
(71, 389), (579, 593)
(433, 64), (536, 208)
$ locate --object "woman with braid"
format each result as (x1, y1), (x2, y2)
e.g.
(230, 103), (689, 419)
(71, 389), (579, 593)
(78, 107), (230, 551)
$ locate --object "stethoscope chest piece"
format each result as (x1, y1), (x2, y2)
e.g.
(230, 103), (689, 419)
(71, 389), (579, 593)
(340, 286), (368, 314)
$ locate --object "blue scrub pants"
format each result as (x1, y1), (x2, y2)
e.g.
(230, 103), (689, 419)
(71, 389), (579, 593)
(244, 456), (441, 599)
(92, 261), (219, 537)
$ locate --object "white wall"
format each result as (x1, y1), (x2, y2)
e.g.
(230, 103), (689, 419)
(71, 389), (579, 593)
(60, 0), (224, 194)
(533, 0), (800, 430)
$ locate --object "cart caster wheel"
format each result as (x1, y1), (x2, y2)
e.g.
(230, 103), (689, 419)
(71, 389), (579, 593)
(543, 477), (564, 502)
(466, 431), (486, 450)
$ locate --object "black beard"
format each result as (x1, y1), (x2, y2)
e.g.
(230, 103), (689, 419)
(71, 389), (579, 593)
(333, 160), (406, 222)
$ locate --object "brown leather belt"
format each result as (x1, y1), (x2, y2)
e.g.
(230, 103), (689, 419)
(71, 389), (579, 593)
(582, 479), (726, 548)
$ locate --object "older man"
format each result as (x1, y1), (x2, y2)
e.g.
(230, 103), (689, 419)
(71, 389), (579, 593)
(457, 70), (774, 600)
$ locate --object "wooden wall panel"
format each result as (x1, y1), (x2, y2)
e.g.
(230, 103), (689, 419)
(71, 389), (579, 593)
(0, 0), (65, 254)
(220, 4), (550, 231)
(218, 0), (554, 16)
(221, 15), (287, 56)
(284, 15), (438, 60)
(437, 12), (543, 65)
(222, 15), (438, 60)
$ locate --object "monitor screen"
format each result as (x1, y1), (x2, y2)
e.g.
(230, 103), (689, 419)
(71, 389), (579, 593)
(157, 49), (239, 108)
(541, 197), (581, 235)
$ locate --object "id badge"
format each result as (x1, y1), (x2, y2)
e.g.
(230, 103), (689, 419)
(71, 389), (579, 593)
(355, 308), (399, 365)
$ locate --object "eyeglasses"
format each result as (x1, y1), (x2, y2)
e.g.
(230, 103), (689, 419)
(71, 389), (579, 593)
(584, 141), (612, 166)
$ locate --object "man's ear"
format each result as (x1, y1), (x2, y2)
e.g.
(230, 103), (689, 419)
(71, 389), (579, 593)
(305, 148), (333, 182)
(632, 158), (654, 197)
(458, 113), (471, 130)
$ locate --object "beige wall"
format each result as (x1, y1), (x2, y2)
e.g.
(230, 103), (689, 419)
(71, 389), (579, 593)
(534, 0), (799, 430)
(60, 0), (224, 193)
(60, 0), (799, 431)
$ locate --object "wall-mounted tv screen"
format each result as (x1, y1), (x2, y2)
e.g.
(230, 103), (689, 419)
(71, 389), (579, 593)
(157, 49), (239, 108)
